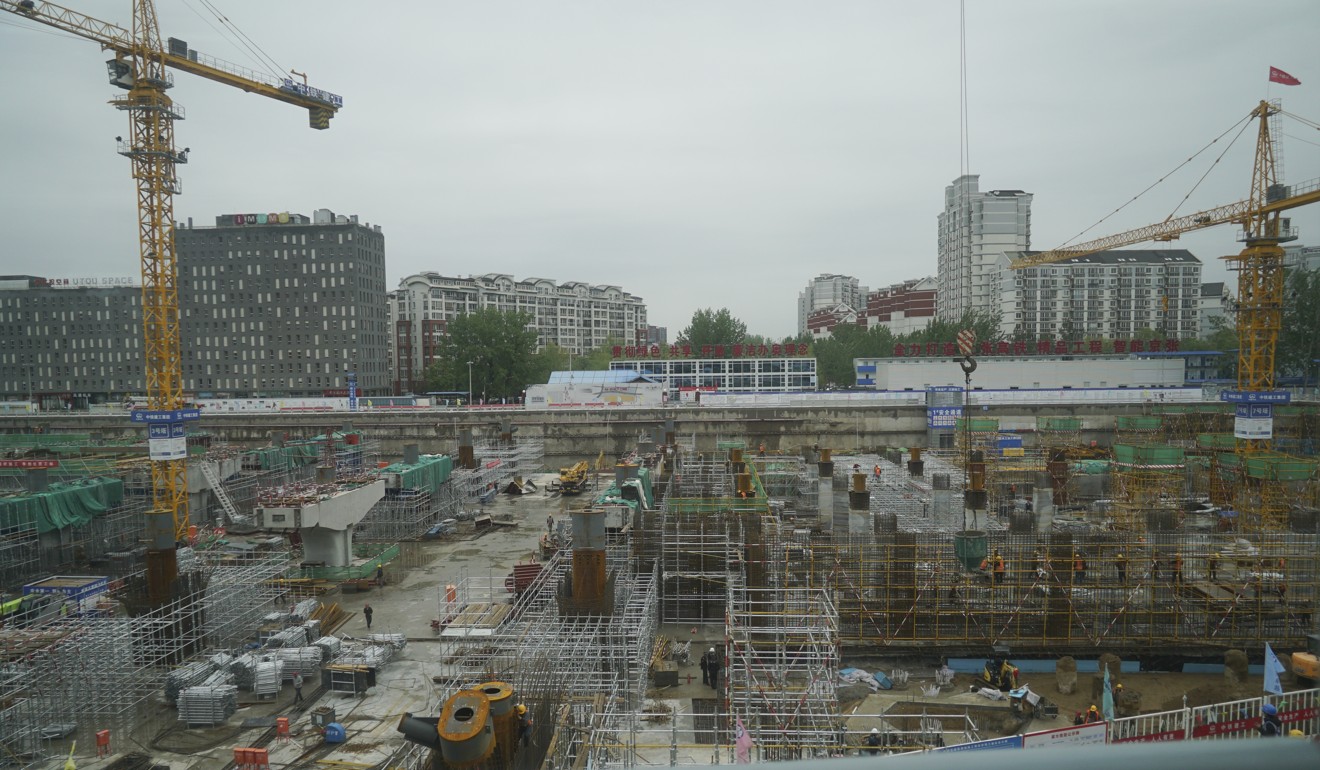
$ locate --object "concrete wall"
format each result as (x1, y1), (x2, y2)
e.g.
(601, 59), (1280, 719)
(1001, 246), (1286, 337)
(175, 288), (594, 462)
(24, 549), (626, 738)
(0, 401), (1197, 467)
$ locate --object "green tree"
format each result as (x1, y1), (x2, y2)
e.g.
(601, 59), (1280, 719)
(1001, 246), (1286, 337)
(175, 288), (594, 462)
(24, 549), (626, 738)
(1280, 268), (1320, 380)
(423, 309), (541, 401)
(812, 323), (894, 387)
(679, 308), (748, 352)
(581, 338), (625, 370)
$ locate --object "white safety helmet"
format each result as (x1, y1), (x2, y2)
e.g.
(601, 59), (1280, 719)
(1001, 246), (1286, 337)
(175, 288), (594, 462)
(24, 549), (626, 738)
(709, 647), (716, 653)
(871, 728), (879, 734)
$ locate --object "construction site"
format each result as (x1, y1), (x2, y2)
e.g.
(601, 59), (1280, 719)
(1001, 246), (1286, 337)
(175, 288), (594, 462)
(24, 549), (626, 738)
(2, 407), (1319, 769)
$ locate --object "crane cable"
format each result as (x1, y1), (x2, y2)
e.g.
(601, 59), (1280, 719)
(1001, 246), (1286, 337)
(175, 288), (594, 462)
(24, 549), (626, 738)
(180, 0), (287, 83)
(1055, 113), (1254, 249)
(959, 0), (970, 181)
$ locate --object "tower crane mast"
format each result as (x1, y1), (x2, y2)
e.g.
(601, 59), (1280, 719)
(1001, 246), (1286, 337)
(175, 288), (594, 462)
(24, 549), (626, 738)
(2, 0), (342, 602)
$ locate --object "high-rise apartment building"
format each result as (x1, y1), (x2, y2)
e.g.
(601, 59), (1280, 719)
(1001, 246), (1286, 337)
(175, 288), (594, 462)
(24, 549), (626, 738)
(174, 209), (389, 397)
(796, 274), (867, 335)
(390, 273), (647, 394)
(998, 249), (1202, 339)
(937, 175), (1032, 322)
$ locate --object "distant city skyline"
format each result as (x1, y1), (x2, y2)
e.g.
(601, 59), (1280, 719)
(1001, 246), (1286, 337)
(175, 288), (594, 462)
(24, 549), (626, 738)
(1, 1), (1315, 338)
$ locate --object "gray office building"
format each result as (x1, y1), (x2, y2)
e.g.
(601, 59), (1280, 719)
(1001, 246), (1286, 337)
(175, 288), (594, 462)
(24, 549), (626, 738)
(175, 208), (389, 397)
(0, 276), (142, 409)
(0, 208), (389, 406)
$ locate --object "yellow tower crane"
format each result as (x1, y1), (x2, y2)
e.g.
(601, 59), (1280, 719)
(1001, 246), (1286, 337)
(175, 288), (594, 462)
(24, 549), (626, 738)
(2, 0), (341, 603)
(1011, 100), (1320, 453)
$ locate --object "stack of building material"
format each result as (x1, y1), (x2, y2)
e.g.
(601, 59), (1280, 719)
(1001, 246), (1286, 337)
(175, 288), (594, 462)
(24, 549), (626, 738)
(335, 643), (393, 670)
(313, 636), (342, 661)
(364, 633), (407, 651)
(275, 647), (322, 679)
(165, 661), (215, 704)
(230, 654), (259, 690)
(302, 619), (322, 638)
(265, 626), (309, 649)
(253, 660), (283, 697)
(291, 599), (321, 621)
(177, 685), (238, 726)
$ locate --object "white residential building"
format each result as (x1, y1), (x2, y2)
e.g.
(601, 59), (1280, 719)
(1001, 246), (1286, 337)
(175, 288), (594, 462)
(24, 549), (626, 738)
(390, 273), (647, 394)
(998, 249), (1202, 340)
(1197, 282), (1233, 338)
(937, 175), (1032, 322)
(796, 274), (867, 335)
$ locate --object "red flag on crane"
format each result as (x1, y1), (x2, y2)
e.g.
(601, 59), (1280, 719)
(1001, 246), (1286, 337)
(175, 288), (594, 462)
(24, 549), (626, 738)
(1269, 67), (1301, 86)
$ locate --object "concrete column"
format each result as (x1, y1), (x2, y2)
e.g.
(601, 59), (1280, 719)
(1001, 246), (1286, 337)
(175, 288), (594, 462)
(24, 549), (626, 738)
(931, 473), (957, 529)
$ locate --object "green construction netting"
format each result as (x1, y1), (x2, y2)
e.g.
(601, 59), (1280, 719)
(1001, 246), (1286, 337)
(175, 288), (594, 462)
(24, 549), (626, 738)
(594, 467), (656, 511)
(717, 441), (746, 450)
(1116, 416), (1163, 431)
(0, 433), (93, 448)
(0, 477), (124, 534)
(1072, 460), (1109, 474)
(956, 418), (999, 433)
(0, 458), (121, 478)
(1037, 417), (1081, 431)
(380, 454), (453, 493)
(1244, 454), (1317, 481)
(1197, 433), (1238, 451)
(1112, 444), (1185, 468)
(243, 443), (320, 470)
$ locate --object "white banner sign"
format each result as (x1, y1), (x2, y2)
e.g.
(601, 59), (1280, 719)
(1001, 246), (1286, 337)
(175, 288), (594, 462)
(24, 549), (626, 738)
(1021, 721), (1107, 749)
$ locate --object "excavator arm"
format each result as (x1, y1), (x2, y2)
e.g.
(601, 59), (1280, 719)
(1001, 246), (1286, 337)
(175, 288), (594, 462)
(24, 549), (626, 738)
(2, 0), (341, 127)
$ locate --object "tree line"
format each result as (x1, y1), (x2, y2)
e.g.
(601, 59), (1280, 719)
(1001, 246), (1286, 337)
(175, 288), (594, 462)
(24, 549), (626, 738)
(423, 271), (1320, 398)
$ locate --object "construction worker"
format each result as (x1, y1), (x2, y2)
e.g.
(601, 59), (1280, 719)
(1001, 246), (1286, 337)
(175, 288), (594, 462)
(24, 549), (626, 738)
(1259, 703), (1282, 736)
(1115, 553), (1127, 583)
(1151, 550), (1163, 581)
(517, 703), (533, 746)
(992, 551), (1006, 584)
(376, 563), (385, 588)
(864, 728), (883, 755)
(1208, 552), (1219, 581)
(1172, 551), (1183, 584)
(1073, 711), (1085, 726)
(1085, 705), (1102, 724)
(1073, 551), (1086, 583)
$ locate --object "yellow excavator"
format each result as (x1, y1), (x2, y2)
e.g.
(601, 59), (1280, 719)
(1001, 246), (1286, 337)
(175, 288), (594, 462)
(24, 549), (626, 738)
(557, 461), (590, 495)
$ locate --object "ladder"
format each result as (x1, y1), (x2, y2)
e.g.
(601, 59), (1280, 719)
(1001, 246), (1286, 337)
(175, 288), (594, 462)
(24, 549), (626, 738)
(200, 461), (250, 524)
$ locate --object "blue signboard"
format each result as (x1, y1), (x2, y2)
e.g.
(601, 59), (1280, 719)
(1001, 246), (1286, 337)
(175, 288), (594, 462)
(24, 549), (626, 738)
(130, 408), (201, 423)
(147, 424), (171, 439)
(1236, 404), (1273, 419)
(928, 386), (965, 392)
(927, 405), (963, 428)
(935, 735), (1023, 752)
(348, 370), (358, 413)
(1220, 390), (1290, 404)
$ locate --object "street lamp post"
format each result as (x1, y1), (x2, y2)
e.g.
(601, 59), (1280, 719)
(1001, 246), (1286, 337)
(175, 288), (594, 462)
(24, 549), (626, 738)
(467, 361), (474, 408)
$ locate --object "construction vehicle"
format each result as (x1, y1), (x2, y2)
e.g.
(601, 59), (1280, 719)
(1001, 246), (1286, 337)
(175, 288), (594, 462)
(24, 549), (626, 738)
(1292, 634), (1320, 686)
(557, 461), (590, 495)
(1, 0), (340, 604)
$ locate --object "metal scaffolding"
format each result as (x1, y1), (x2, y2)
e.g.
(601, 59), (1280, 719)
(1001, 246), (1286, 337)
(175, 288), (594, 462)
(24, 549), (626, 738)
(0, 550), (288, 757)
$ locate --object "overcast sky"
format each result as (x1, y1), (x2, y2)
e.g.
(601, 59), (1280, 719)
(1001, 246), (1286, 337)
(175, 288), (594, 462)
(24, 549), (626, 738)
(2, 0), (1318, 339)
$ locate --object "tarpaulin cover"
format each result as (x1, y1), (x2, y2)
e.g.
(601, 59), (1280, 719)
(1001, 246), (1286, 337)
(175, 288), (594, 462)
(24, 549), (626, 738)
(381, 455), (452, 493)
(243, 443), (319, 470)
(0, 433), (92, 448)
(0, 477), (124, 534)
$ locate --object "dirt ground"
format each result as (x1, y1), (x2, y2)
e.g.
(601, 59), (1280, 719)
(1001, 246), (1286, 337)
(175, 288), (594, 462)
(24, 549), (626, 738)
(1008, 670), (1251, 717)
